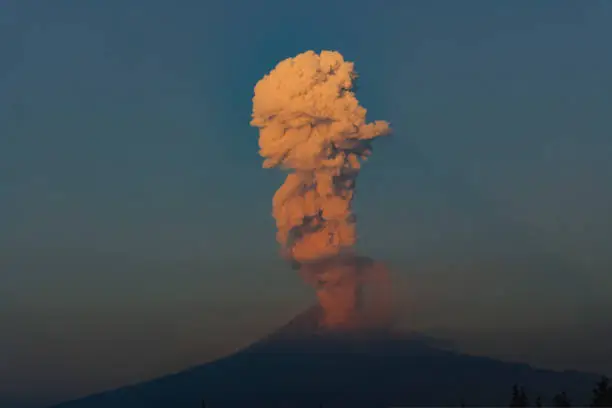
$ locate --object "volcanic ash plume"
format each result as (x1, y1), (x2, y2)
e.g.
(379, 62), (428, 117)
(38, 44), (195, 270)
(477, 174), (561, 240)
(251, 50), (391, 329)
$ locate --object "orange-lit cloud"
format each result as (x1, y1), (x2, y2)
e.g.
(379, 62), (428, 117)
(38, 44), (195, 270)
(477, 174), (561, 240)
(251, 50), (391, 329)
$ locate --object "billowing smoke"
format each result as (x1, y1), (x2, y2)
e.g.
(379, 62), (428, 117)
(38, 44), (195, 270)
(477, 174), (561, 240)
(251, 50), (391, 330)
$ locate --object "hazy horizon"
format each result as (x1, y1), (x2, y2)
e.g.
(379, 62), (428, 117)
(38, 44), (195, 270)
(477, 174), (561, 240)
(2, 1), (612, 407)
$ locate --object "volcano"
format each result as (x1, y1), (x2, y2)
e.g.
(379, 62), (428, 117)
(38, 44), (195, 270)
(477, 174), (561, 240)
(52, 306), (601, 407)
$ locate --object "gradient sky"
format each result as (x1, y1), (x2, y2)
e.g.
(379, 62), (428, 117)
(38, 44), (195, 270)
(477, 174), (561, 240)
(1, 1), (612, 407)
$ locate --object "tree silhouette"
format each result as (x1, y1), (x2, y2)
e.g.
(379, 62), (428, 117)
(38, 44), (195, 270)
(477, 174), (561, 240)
(535, 395), (542, 407)
(591, 376), (612, 407)
(553, 391), (571, 407)
(510, 384), (529, 407)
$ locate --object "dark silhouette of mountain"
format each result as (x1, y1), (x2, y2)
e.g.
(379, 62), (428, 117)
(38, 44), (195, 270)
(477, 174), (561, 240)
(52, 306), (602, 407)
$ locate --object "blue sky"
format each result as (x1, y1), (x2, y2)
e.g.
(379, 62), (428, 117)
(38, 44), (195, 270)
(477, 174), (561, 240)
(1, 1), (612, 406)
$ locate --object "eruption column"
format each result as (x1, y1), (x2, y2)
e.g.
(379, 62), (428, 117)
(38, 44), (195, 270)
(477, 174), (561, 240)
(251, 50), (391, 329)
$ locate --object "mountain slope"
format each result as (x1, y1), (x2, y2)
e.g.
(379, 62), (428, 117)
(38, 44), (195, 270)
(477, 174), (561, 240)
(52, 306), (602, 407)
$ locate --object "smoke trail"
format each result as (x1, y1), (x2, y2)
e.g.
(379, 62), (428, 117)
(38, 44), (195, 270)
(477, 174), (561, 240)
(299, 255), (393, 330)
(251, 50), (391, 329)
